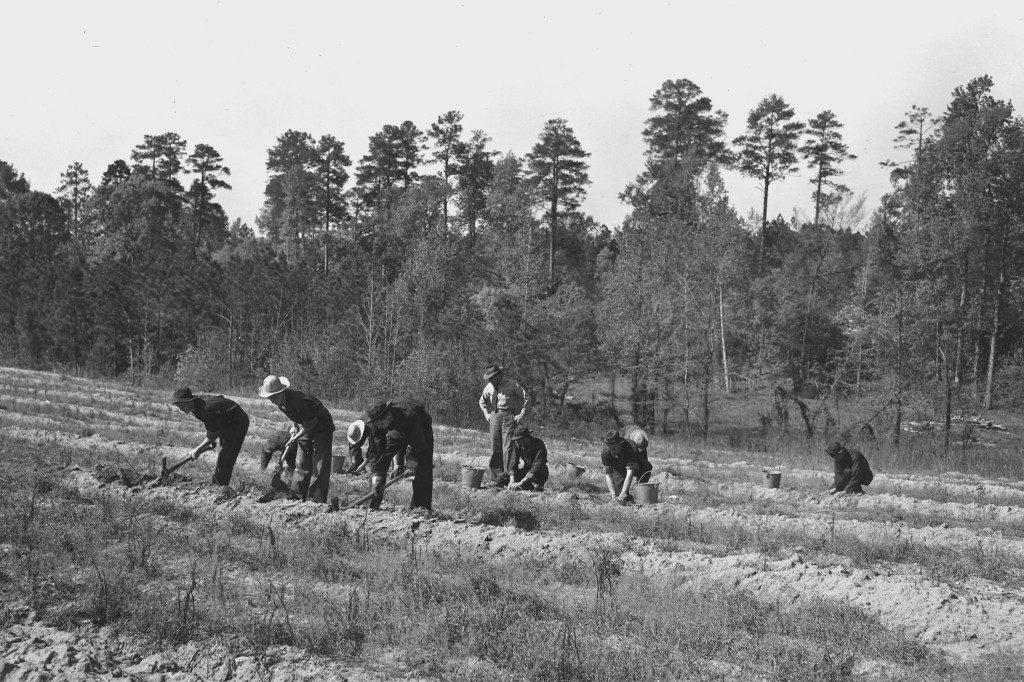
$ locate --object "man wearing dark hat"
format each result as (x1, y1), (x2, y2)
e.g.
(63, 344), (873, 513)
(825, 441), (873, 494)
(506, 424), (549, 491)
(601, 427), (653, 503)
(478, 364), (530, 486)
(361, 398), (433, 510)
(171, 387), (250, 486)
(258, 375), (336, 504)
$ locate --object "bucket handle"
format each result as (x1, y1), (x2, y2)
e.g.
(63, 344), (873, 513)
(638, 470), (654, 484)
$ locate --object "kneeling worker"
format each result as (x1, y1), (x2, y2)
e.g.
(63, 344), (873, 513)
(826, 441), (873, 494)
(506, 425), (549, 491)
(601, 427), (653, 503)
(360, 398), (433, 510)
(171, 387), (250, 486)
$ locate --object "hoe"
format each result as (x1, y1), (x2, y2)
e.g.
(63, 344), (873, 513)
(158, 442), (216, 485)
(343, 471), (414, 510)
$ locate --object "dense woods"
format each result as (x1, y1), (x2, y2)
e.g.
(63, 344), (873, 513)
(3, 75), (1024, 438)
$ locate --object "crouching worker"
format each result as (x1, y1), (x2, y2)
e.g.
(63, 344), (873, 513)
(261, 428), (299, 493)
(361, 398), (433, 511)
(259, 375), (336, 503)
(171, 388), (250, 486)
(826, 441), (873, 495)
(601, 427), (653, 504)
(345, 420), (368, 475)
(506, 425), (549, 491)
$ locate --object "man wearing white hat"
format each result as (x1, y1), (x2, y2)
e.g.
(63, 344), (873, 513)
(258, 375), (336, 503)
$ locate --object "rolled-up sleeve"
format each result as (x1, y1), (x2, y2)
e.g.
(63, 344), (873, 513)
(601, 445), (615, 474)
(518, 382), (530, 412)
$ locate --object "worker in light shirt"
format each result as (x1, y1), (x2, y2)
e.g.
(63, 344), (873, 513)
(478, 364), (530, 486)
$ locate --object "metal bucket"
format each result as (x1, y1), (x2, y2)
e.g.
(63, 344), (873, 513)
(565, 463), (585, 479)
(332, 455), (345, 473)
(634, 482), (659, 504)
(765, 471), (782, 489)
(461, 466), (485, 489)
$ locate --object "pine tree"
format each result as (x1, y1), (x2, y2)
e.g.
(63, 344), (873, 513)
(526, 119), (590, 285)
(799, 111), (857, 225)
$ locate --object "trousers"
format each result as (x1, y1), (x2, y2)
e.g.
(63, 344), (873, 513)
(213, 412), (250, 486)
(488, 411), (517, 484)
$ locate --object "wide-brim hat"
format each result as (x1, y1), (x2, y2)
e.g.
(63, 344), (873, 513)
(509, 425), (531, 441)
(171, 387), (196, 404)
(483, 364), (502, 380)
(361, 401), (391, 423)
(347, 419), (365, 445)
(258, 375), (290, 398)
(603, 429), (623, 444)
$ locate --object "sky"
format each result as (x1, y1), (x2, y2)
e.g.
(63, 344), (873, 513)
(4, 1), (1024, 233)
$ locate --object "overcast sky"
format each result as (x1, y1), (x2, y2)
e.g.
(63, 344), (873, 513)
(4, 1), (1024, 232)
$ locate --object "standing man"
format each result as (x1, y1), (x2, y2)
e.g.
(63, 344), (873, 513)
(601, 427), (653, 504)
(258, 375), (336, 503)
(360, 398), (434, 511)
(478, 364), (530, 486)
(825, 441), (873, 494)
(506, 425), (549, 492)
(171, 387), (250, 486)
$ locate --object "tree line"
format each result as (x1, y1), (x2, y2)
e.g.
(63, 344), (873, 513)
(2, 75), (1023, 443)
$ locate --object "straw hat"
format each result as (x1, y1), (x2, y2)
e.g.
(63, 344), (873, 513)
(258, 375), (290, 398)
(347, 419), (365, 445)
(171, 387), (196, 404)
(483, 364), (502, 380)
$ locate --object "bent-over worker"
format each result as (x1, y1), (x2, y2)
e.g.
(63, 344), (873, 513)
(259, 375), (336, 503)
(506, 425), (549, 491)
(479, 364), (530, 486)
(171, 387), (250, 486)
(361, 398), (434, 510)
(601, 427), (653, 503)
(826, 441), (873, 494)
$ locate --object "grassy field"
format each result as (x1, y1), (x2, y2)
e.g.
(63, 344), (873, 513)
(2, 367), (1024, 679)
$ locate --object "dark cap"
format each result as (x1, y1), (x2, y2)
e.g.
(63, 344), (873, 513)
(825, 441), (844, 456)
(483, 364), (502, 380)
(509, 424), (532, 441)
(362, 401), (391, 423)
(171, 387), (196, 404)
(604, 429), (623, 444)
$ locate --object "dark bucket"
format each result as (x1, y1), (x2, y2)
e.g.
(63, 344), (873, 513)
(766, 471), (782, 489)
(634, 482), (659, 504)
(462, 466), (485, 489)
(564, 463), (585, 479)
(332, 455), (345, 473)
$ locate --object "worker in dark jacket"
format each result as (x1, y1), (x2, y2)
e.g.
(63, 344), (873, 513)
(171, 387), (250, 486)
(258, 375), (336, 503)
(361, 398), (433, 510)
(506, 425), (549, 491)
(826, 441), (873, 494)
(601, 427), (653, 503)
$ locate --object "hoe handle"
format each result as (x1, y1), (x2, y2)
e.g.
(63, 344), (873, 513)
(343, 472), (413, 510)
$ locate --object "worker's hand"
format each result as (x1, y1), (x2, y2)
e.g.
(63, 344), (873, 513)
(508, 479), (523, 490)
(827, 488), (839, 496)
